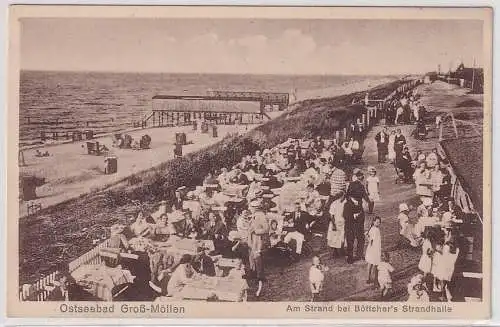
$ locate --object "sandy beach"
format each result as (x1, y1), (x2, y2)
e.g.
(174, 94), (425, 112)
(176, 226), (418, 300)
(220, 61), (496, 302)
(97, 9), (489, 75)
(18, 77), (397, 218)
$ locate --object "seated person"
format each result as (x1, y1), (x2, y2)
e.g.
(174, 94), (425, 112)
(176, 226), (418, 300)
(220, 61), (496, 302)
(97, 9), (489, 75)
(199, 187), (217, 208)
(230, 169), (250, 185)
(130, 211), (153, 237)
(302, 183), (320, 210)
(151, 200), (169, 223)
(167, 254), (199, 298)
(282, 202), (311, 256)
(108, 224), (130, 251)
(149, 252), (177, 295)
(183, 191), (202, 222)
(192, 246), (216, 277)
(287, 163), (301, 178)
(228, 231), (250, 272)
(152, 214), (175, 241)
(203, 172), (219, 186)
(199, 211), (229, 255)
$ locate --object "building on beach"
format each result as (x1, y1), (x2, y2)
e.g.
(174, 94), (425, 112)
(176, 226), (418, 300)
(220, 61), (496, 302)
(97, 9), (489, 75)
(439, 136), (483, 301)
(450, 63), (484, 93)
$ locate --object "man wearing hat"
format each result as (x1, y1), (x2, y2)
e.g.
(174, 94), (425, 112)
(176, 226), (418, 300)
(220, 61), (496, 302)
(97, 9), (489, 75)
(343, 169), (372, 263)
(248, 199), (269, 297)
(172, 186), (186, 211)
(282, 201), (311, 258)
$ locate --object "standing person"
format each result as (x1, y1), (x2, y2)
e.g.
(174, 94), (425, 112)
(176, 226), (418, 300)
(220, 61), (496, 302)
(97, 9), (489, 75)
(393, 129), (407, 155)
(365, 166), (380, 214)
(388, 130), (396, 163)
(398, 203), (418, 247)
(330, 161), (347, 199)
(375, 127), (389, 163)
(248, 200), (269, 297)
(365, 216), (382, 285)
(344, 169), (371, 263)
(309, 256), (329, 302)
(327, 192), (346, 258)
(377, 252), (395, 300)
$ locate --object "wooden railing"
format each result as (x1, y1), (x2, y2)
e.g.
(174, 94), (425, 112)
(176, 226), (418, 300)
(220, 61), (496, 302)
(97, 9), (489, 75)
(19, 238), (110, 301)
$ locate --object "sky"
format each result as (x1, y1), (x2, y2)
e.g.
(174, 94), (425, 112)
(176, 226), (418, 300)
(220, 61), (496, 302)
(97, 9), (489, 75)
(20, 18), (484, 75)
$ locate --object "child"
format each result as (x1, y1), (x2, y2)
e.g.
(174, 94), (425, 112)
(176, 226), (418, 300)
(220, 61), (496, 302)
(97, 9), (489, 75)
(407, 274), (430, 302)
(377, 252), (395, 300)
(365, 216), (382, 285)
(365, 166), (380, 214)
(309, 256), (329, 302)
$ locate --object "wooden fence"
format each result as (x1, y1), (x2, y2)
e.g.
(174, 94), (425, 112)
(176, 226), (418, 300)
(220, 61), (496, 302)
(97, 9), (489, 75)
(19, 239), (110, 301)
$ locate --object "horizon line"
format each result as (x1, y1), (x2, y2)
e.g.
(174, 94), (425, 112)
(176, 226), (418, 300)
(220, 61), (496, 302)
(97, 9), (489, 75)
(20, 68), (420, 77)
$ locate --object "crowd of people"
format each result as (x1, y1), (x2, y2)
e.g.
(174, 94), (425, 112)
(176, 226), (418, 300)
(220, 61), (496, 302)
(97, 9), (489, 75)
(48, 78), (469, 303)
(103, 130), (380, 300)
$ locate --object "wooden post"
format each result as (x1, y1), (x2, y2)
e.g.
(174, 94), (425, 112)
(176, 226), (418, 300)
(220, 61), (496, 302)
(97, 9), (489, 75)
(362, 114), (366, 128)
(439, 122), (444, 141)
(451, 113), (459, 139)
(367, 111), (370, 126)
(19, 150), (25, 167)
(335, 130), (340, 142)
(343, 127), (347, 142)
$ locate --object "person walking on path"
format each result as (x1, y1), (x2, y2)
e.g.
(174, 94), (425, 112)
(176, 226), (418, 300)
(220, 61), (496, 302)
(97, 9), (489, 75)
(365, 216), (382, 286)
(344, 169), (372, 263)
(393, 129), (407, 155)
(309, 256), (329, 302)
(374, 127), (389, 163)
(377, 252), (395, 299)
(365, 166), (380, 214)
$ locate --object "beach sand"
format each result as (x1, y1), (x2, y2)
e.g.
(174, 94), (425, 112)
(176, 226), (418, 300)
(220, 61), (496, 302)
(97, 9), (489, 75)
(18, 77), (397, 218)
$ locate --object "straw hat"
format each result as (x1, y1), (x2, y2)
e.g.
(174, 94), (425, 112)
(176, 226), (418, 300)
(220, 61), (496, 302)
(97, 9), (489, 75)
(367, 166), (376, 172)
(228, 231), (241, 242)
(399, 203), (409, 212)
(249, 200), (262, 208)
(422, 197), (433, 207)
(168, 210), (185, 223)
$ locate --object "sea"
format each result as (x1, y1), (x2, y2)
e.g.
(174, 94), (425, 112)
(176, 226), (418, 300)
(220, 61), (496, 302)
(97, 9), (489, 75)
(19, 70), (383, 147)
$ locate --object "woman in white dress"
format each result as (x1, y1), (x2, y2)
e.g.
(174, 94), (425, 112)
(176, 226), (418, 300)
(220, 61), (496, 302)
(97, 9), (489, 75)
(365, 166), (380, 214)
(433, 242), (460, 301)
(388, 130), (396, 163)
(327, 193), (346, 258)
(365, 216), (382, 285)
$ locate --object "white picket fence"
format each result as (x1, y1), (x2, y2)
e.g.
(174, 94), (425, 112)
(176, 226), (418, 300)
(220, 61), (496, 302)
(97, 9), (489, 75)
(19, 238), (111, 301)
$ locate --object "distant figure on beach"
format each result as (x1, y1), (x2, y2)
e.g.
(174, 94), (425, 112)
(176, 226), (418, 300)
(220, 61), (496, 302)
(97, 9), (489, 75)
(35, 149), (50, 157)
(374, 127), (389, 163)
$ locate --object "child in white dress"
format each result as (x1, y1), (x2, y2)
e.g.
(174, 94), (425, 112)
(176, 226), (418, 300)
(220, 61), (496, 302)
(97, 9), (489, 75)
(309, 256), (329, 302)
(365, 166), (380, 214)
(365, 216), (382, 285)
(377, 252), (395, 299)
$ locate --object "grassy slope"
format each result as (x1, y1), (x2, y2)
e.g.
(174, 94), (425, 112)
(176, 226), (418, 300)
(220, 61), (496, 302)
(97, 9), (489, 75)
(19, 79), (403, 284)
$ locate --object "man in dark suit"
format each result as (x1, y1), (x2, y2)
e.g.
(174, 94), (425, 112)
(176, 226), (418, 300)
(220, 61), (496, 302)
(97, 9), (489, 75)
(344, 169), (372, 263)
(374, 127), (389, 163)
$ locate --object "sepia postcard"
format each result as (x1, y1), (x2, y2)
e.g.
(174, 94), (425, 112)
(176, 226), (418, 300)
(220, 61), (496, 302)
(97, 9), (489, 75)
(6, 5), (492, 320)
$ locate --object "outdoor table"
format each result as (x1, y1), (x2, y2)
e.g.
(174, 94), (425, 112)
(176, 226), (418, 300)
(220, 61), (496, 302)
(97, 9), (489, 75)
(71, 264), (135, 301)
(150, 238), (215, 258)
(170, 275), (248, 302)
